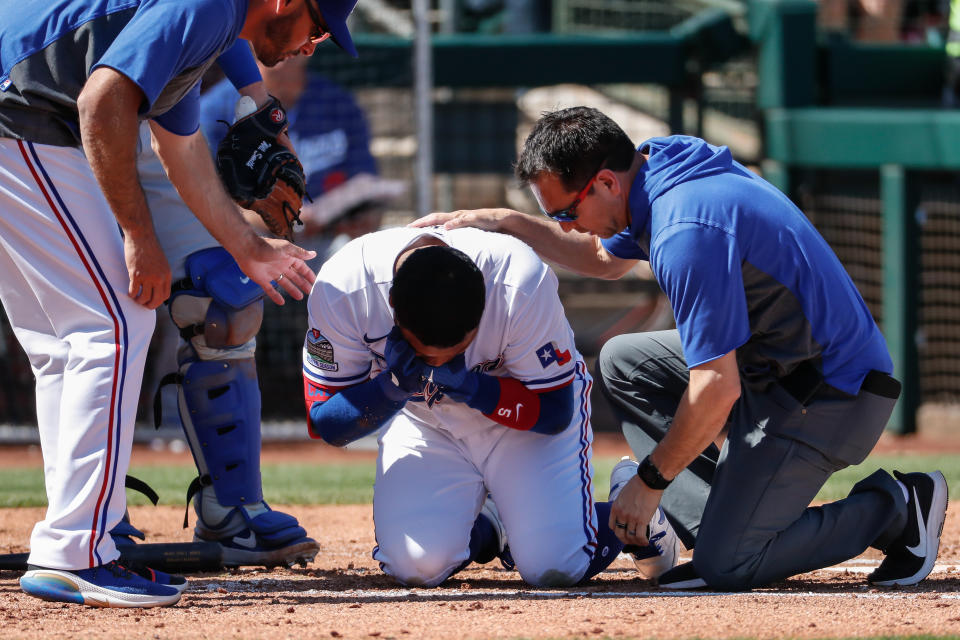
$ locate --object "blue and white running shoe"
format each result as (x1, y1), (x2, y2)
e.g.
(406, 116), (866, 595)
(20, 560), (182, 608)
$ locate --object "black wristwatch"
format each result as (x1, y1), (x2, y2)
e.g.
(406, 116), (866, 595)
(637, 455), (671, 490)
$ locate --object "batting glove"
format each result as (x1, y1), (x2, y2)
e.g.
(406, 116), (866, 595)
(378, 327), (428, 400)
(429, 354), (481, 404)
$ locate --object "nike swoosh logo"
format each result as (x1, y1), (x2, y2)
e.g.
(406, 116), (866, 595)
(363, 332), (390, 344)
(233, 531), (258, 549)
(906, 486), (927, 557)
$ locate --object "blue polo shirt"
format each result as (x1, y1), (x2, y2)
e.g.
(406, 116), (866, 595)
(602, 136), (892, 395)
(0, 0), (247, 146)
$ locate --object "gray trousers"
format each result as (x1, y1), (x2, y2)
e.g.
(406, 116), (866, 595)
(597, 330), (908, 590)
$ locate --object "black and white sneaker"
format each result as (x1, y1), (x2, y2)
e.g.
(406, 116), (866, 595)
(656, 561), (707, 590)
(868, 470), (948, 587)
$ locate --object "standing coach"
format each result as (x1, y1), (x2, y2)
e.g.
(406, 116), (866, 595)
(0, 0), (353, 607)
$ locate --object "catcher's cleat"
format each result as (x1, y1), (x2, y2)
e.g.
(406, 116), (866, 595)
(20, 561), (181, 608)
(195, 506), (319, 568)
(609, 457), (685, 579)
(868, 470), (948, 587)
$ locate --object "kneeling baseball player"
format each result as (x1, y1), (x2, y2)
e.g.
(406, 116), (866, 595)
(302, 226), (684, 587)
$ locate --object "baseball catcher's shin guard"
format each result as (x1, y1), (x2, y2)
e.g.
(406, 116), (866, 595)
(177, 358), (263, 510)
(165, 249), (319, 567)
(169, 247), (265, 517)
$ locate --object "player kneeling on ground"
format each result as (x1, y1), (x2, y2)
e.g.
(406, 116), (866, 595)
(302, 227), (683, 587)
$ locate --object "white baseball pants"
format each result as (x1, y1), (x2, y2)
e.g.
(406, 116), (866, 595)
(0, 139), (155, 570)
(372, 363), (598, 587)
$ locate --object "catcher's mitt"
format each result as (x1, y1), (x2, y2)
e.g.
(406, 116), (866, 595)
(216, 96), (307, 241)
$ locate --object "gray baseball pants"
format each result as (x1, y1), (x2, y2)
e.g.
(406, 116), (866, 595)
(597, 330), (908, 590)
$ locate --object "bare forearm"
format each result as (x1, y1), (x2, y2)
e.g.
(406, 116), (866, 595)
(495, 211), (606, 274)
(77, 68), (175, 307)
(414, 208), (636, 279)
(78, 78), (153, 242)
(149, 124), (257, 255)
(650, 353), (741, 479)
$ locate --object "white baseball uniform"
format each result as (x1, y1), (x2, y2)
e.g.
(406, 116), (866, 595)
(304, 227), (599, 587)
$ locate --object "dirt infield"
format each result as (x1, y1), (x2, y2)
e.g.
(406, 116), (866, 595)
(2, 504), (960, 639)
(1, 433), (959, 639)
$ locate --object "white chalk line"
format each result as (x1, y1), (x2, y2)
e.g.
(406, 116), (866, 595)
(199, 580), (960, 601)
(198, 584), (960, 601)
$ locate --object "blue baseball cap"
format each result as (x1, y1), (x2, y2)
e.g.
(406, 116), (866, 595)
(315, 0), (360, 58)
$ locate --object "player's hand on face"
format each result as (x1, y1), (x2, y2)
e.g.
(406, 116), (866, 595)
(608, 475), (662, 547)
(408, 209), (508, 231)
(384, 327), (428, 394)
(428, 354), (479, 403)
(235, 236), (316, 305)
(123, 233), (171, 310)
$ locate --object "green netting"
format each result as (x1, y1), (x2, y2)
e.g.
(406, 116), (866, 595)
(792, 169), (960, 405)
(916, 174), (960, 403)
(794, 170), (885, 323)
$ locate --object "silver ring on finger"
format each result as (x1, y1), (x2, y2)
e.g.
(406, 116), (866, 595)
(615, 521), (627, 529)
(627, 529), (637, 536)
(276, 273), (284, 282)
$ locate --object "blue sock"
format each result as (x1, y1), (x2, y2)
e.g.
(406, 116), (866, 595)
(579, 502), (625, 582)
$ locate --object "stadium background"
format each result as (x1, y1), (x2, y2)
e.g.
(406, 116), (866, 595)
(0, 0), (957, 440)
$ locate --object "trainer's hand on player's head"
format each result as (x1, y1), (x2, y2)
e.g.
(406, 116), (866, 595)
(123, 233), (172, 310)
(408, 208), (512, 231)
(235, 237), (317, 305)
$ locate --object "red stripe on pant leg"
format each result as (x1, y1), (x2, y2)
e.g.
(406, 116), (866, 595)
(18, 141), (122, 568)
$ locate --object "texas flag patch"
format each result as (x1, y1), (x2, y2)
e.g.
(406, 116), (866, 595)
(536, 342), (571, 368)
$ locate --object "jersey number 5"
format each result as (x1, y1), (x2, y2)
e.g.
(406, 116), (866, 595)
(496, 403), (522, 422)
